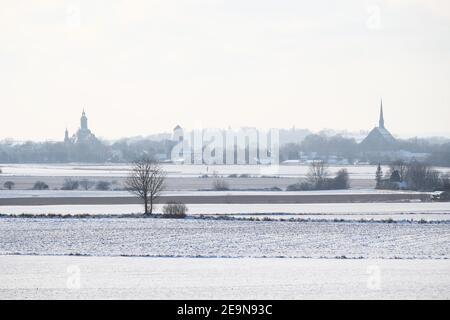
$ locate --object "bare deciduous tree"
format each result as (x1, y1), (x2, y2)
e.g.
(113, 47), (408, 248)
(307, 160), (329, 188)
(405, 161), (435, 191)
(389, 160), (407, 182)
(126, 158), (166, 215)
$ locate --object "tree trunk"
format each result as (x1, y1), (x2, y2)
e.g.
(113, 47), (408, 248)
(149, 198), (153, 215)
(144, 196), (149, 215)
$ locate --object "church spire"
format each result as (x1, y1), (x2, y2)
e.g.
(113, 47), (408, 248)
(379, 99), (385, 129)
(64, 127), (70, 143)
(80, 109), (88, 130)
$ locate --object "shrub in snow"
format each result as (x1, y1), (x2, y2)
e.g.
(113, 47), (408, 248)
(61, 179), (79, 190)
(33, 181), (49, 190)
(3, 181), (14, 190)
(212, 178), (229, 191)
(286, 182), (314, 191)
(333, 169), (350, 189)
(95, 180), (111, 191)
(79, 179), (95, 190)
(162, 202), (188, 218)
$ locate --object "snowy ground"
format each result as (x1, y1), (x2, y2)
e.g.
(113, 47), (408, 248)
(1, 163), (449, 299)
(1, 202), (450, 221)
(0, 163), (398, 178)
(2, 163), (448, 191)
(1, 175), (374, 191)
(0, 188), (430, 198)
(0, 255), (448, 299)
(1, 215), (449, 299)
(1, 217), (448, 259)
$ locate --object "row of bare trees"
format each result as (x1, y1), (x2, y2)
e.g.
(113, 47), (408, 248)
(376, 160), (450, 191)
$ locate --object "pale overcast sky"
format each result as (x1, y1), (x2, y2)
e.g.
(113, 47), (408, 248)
(1, 0), (450, 141)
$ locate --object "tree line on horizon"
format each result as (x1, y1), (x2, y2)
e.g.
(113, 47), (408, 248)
(0, 134), (449, 167)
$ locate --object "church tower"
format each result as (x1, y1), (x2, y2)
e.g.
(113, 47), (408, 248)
(379, 99), (385, 129)
(75, 109), (95, 142)
(64, 128), (70, 143)
(360, 99), (396, 151)
(80, 109), (88, 131)
(173, 125), (184, 142)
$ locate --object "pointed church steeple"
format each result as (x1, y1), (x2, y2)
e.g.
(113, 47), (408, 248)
(80, 109), (88, 130)
(64, 127), (70, 143)
(379, 99), (385, 129)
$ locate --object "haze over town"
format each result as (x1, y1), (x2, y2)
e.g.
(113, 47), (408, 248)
(1, 0), (450, 141)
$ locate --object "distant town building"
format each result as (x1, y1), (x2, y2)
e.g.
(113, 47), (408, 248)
(360, 100), (397, 151)
(64, 109), (99, 144)
(278, 127), (311, 145)
(172, 125), (184, 142)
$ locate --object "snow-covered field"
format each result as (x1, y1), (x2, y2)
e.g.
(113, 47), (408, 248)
(0, 163), (380, 178)
(1, 163), (449, 299)
(1, 255), (448, 299)
(0, 188), (428, 198)
(1, 217), (448, 259)
(1, 202), (450, 221)
(1, 213), (449, 299)
(3, 163), (449, 179)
